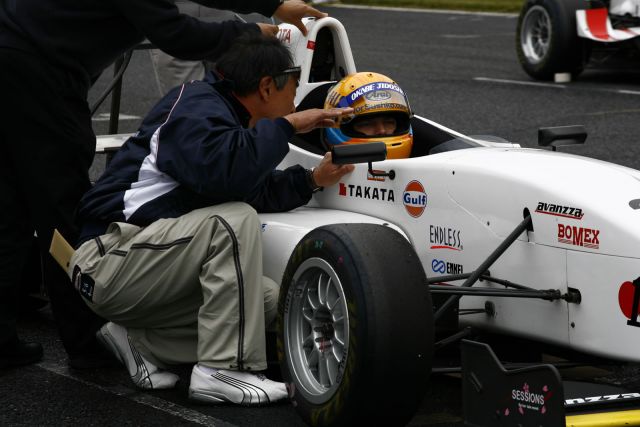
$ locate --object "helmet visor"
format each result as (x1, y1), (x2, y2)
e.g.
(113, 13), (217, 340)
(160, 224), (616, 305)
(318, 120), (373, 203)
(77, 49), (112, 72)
(335, 81), (410, 123)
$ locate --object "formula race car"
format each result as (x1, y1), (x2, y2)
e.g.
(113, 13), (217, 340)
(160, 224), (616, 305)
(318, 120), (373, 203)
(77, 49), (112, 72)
(516, 0), (640, 80)
(256, 16), (640, 427)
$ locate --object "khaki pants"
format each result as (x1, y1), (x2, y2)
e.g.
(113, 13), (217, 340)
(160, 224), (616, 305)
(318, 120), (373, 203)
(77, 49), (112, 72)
(69, 202), (277, 371)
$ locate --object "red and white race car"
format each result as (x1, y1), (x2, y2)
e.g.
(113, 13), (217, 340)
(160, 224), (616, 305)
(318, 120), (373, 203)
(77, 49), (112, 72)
(516, 0), (640, 79)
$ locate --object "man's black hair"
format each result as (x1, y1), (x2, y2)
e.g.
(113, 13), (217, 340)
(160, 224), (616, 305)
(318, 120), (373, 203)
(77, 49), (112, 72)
(216, 33), (294, 96)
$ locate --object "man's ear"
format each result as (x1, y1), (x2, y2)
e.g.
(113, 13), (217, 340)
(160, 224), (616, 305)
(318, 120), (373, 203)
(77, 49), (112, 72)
(258, 76), (274, 101)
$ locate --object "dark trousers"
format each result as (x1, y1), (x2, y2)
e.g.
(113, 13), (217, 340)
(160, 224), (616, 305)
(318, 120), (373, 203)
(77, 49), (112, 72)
(0, 47), (106, 357)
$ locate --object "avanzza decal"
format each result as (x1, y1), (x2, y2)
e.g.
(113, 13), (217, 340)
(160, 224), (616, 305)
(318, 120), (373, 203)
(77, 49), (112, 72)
(535, 202), (584, 219)
(339, 183), (395, 202)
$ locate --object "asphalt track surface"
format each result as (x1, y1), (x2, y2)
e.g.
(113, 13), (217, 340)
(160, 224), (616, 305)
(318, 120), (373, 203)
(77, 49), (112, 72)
(4, 5), (640, 427)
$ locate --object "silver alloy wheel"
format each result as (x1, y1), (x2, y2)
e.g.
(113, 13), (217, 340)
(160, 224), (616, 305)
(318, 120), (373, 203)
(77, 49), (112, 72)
(521, 5), (552, 64)
(284, 257), (349, 404)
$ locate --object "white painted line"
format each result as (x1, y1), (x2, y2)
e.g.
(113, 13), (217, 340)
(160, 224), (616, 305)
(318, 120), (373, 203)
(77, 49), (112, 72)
(475, 77), (640, 96)
(474, 77), (566, 89)
(441, 34), (481, 39)
(618, 89), (640, 96)
(37, 360), (234, 427)
(92, 113), (141, 122)
(326, 3), (517, 17)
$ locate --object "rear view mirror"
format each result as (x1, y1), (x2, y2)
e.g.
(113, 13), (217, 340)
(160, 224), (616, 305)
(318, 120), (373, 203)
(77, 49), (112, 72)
(331, 142), (387, 164)
(331, 142), (395, 180)
(538, 125), (587, 151)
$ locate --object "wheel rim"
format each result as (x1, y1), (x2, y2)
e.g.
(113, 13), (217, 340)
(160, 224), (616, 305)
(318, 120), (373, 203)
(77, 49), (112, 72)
(521, 5), (552, 64)
(284, 257), (350, 404)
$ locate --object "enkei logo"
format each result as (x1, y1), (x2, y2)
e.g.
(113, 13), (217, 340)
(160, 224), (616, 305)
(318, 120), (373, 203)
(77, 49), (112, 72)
(432, 259), (463, 275)
(338, 183), (395, 202)
(557, 224), (600, 249)
(430, 225), (463, 251)
(403, 180), (427, 217)
(536, 202), (584, 219)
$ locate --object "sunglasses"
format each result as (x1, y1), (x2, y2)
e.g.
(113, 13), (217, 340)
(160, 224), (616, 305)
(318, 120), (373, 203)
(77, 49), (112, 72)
(273, 66), (301, 89)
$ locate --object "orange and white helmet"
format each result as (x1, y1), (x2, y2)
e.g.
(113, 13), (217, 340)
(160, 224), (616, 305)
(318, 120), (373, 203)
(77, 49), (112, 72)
(324, 72), (413, 159)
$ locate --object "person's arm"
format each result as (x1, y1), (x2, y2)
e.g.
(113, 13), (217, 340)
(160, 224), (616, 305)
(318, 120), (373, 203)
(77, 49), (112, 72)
(245, 152), (354, 213)
(189, 0), (282, 17)
(244, 166), (313, 213)
(189, 0), (329, 36)
(154, 90), (293, 198)
(112, 0), (261, 60)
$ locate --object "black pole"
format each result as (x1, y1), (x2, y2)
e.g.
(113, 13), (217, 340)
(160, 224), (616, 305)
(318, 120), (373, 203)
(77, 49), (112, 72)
(108, 55), (124, 135)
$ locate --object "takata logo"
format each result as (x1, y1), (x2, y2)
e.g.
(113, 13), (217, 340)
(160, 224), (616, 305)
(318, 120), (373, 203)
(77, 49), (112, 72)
(403, 180), (427, 217)
(536, 202), (584, 219)
(338, 183), (395, 202)
(557, 224), (600, 249)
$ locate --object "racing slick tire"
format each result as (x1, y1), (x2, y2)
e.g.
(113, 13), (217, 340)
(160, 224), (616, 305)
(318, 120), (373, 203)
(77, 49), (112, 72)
(516, 0), (591, 80)
(277, 224), (433, 427)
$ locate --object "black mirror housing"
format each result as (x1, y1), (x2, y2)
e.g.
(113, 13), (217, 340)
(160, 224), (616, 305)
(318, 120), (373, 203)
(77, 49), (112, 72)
(331, 142), (387, 164)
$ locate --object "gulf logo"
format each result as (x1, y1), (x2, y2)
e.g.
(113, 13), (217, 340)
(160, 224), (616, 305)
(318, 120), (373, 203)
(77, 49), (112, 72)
(403, 180), (427, 217)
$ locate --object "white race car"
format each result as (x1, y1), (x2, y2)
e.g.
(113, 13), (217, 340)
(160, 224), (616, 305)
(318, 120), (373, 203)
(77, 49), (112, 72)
(517, 0), (640, 79)
(260, 16), (640, 427)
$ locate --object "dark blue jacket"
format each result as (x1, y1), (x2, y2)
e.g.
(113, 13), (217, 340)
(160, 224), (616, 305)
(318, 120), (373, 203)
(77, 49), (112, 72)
(0, 0), (277, 90)
(77, 72), (313, 244)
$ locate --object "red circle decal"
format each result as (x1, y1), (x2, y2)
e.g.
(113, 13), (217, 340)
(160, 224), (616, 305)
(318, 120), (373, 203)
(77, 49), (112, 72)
(619, 281), (635, 320)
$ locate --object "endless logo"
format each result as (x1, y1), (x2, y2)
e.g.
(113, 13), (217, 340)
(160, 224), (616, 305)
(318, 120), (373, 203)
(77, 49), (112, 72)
(536, 202), (584, 219)
(557, 224), (600, 249)
(403, 180), (427, 217)
(430, 225), (463, 251)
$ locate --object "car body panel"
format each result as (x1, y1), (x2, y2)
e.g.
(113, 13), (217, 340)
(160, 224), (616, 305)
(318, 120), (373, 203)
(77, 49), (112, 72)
(577, 7), (640, 42)
(261, 16), (640, 362)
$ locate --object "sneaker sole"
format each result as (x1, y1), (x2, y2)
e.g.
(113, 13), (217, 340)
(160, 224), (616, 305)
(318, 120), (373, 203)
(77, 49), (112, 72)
(188, 390), (226, 404)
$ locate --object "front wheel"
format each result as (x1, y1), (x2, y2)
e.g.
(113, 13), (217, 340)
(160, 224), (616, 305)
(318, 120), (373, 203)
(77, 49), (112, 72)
(516, 0), (591, 80)
(277, 224), (433, 427)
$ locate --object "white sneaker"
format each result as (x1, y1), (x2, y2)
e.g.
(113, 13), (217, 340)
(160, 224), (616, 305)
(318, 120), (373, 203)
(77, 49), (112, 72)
(96, 322), (179, 390)
(188, 364), (288, 405)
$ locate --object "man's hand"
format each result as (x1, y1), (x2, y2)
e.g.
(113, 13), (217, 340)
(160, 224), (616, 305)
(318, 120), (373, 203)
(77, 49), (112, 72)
(274, 0), (328, 36)
(257, 23), (279, 37)
(312, 152), (355, 188)
(285, 108), (353, 134)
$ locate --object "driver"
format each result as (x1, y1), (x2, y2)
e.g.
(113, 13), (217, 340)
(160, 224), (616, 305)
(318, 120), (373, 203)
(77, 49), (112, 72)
(323, 72), (413, 159)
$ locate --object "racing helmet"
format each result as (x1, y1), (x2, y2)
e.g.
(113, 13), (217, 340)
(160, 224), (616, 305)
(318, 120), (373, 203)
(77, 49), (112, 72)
(323, 72), (413, 159)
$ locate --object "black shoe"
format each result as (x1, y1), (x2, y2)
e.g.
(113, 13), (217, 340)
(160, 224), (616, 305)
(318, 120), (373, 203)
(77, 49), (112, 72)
(0, 336), (43, 369)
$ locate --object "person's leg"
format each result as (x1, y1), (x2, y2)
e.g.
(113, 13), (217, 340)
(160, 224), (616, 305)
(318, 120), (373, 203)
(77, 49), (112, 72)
(0, 145), (42, 367)
(71, 203), (266, 364)
(149, 2), (235, 97)
(149, 50), (205, 96)
(0, 48), (108, 368)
